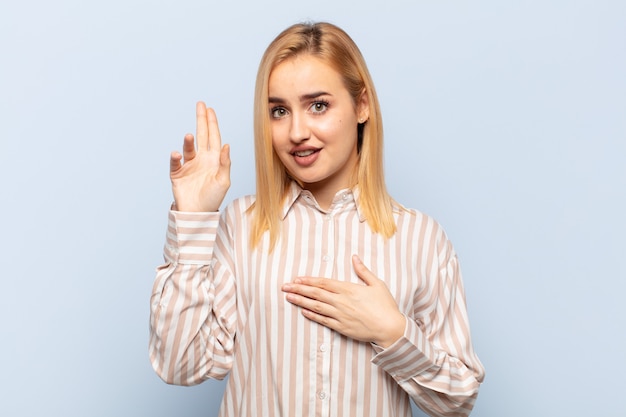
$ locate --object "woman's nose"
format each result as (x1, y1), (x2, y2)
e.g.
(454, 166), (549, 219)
(288, 112), (310, 143)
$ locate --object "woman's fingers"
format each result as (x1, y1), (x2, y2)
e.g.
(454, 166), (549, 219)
(351, 255), (378, 286)
(207, 107), (222, 152)
(195, 101), (209, 150)
(195, 102), (222, 153)
(219, 144), (232, 184)
(169, 101), (230, 212)
(220, 144), (231, 167)
(182, 133), (195, 162)
(170, 151), (182, 173)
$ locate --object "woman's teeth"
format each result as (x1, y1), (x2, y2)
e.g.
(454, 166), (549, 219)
(294, 150), (316, 157)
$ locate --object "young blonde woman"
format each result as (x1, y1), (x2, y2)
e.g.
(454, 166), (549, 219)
(150, 22), (485, 417)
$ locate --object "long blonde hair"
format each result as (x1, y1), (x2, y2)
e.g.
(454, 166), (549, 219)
(249, 22), (396, 249)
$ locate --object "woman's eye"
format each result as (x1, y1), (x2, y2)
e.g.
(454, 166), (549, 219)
(270, 107), (288, 119)
(310, 101), (328, 113)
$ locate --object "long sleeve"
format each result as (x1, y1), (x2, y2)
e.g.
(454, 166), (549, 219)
(148, 210), (237, 386)
(371, 226), (485, 417)
(148, 189), (483, 417)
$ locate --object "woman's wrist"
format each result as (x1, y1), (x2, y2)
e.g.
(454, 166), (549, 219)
(374, 313), (406, 348)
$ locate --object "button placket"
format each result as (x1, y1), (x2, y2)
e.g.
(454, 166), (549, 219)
(315, 198), (335, 413)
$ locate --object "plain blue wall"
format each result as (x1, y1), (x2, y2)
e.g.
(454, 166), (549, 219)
(1, 1), (624, 416)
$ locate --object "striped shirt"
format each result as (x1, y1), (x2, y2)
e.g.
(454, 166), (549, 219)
(149, 182), (485, 417)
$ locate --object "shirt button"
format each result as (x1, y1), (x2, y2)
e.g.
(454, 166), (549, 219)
(318, 391), (327, 400)
(319, 344), (327, 352)
(343, 193), (348, 200)
(322, 255), (330, 262)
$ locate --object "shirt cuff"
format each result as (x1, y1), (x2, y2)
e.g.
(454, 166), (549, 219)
(164, 210), (221, 265)
(370, 316), (437, 383)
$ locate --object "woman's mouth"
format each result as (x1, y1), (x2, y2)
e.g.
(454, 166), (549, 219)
(293, 149), (317, 157)
(291, 148), (320, 166)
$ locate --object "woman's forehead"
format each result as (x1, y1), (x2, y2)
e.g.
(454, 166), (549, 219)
(268, 55), (345, 96)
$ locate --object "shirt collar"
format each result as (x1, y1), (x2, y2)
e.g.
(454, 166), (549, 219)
(281, 181), (366, 222)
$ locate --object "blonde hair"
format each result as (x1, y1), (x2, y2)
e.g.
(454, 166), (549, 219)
(249, 22), (396, 249)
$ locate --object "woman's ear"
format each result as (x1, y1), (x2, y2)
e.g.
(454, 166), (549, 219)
(357, 89), (370, 123)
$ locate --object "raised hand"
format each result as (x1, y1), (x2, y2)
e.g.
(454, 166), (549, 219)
(170, 102), (231, 212)
(281, 255), (406, 348)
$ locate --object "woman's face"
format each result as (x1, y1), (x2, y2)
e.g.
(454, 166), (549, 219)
(268, 54), (368, 201)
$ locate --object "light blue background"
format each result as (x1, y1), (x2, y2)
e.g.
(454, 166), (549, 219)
(1, 1), (624, 416)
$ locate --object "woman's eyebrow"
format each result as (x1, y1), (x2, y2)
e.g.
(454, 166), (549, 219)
(268, 96), (285, 104)
(268, 91), (330, 104)
(299, 91), (330, 101)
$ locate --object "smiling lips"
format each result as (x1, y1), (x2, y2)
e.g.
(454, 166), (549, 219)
(291, 147), (321, 166)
